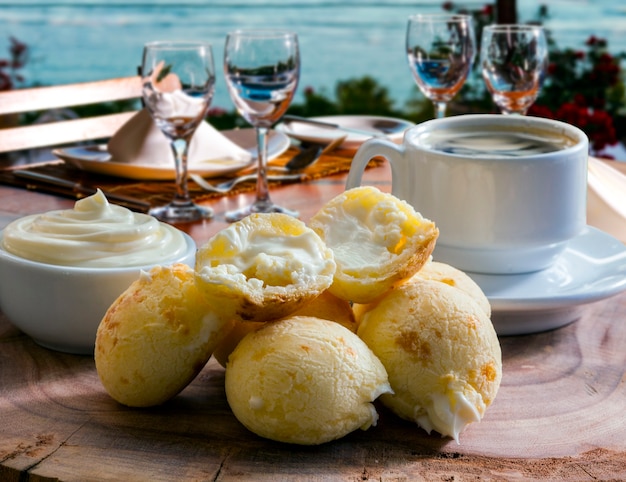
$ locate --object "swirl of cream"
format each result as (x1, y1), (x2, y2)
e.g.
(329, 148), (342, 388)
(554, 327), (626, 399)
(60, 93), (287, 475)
(1, 190), (189, 268)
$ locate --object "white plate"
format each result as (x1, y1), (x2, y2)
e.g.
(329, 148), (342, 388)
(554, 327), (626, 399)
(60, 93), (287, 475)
(53, 129), (290, 181)
(465, 226), (626, 336)
(275, 115), (413, 150)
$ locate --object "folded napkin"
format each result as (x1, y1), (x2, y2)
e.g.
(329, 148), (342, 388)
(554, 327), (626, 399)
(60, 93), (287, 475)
(108, 108), (252, 166)
(587, 156), (626, 243)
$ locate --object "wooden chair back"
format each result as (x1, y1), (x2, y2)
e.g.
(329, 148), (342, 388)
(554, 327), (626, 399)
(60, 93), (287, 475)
(0, 76), (141, 155)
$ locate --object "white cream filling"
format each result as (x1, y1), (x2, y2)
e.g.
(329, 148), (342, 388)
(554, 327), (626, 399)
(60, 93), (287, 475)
(2, 190), (188, 267)
(317, 200), (411, 271)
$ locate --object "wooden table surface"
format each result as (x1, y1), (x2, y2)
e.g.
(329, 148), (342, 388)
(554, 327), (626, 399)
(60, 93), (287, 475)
(1, 164), (626, 481)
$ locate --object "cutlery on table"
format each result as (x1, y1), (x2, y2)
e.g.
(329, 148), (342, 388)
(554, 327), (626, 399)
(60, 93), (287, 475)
(191, 173), (305, 194)
(284, 134), (346, 170)
(282, 115), (400, 137)
(191, 134), (346, 194)
(12, 170), (151, 213)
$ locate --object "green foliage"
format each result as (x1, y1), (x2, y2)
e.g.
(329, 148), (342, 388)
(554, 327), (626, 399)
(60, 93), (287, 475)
(444, 2), (626, 153)
(209, 75), (434, 129)
(8, 3), (626, 152)
(285, 86), (340, 118)
(208, 76), (433, 130)
(288, 76), (405, 119)
(333, 77), (400, 116)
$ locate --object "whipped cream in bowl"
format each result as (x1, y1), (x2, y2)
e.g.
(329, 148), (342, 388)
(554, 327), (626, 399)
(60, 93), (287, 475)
(0, 190), (196, 354)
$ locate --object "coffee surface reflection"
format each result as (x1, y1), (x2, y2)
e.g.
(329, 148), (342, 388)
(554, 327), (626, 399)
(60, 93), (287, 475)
(417, 130), (574, 158)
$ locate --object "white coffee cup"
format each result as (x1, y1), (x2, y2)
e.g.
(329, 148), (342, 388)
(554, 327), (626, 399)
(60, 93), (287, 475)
(346, 114), (589, 274)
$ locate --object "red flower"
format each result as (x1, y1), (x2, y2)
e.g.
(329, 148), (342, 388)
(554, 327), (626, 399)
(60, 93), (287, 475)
(0, 71), (12, 90)
(8, 36), (27, 69)
(556, 103), (588, 128)
(555, 104), (617, 152)
(599, 52), (614, 62)
(0, 36), (28, 90)
(527, 104), (554, 119)
(547, 62), (558, 75)
(586, 35), (598, 46)
(442, 2), (454, 11)
(573, 93), (587, 107)
(208, 107), (227, 117)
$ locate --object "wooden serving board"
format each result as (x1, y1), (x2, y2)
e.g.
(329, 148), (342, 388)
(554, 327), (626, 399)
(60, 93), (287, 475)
(2, 289), (626, 481)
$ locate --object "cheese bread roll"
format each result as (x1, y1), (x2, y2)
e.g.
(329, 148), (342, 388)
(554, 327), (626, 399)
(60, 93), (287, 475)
(225, 316), (392, 445)
(410, 260), (491, 317)
(357, 280), (502, 443)
(212, 320), (263, 368)
(95, 264), (232, 407)
(292, 289), (357, 331)
(353, 261), (490, 327)
(195, 213), (336, 322)
(309, 186), (438, 304)
(212, 290), (356, 368)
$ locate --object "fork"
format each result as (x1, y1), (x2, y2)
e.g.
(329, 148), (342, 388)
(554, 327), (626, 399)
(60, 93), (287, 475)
(190, 172), (304, 194)
(191, 134), (346, 194)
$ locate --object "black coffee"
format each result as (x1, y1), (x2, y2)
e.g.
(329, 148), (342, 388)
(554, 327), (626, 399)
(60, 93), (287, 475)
(418, 129), (574, 158)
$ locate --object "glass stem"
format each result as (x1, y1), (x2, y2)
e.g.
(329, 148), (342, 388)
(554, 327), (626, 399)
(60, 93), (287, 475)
(170, 137), (192, 205)
(434, 101), (447, 119)
(254, 126), (271, 207)
(502, 109), (528, 116)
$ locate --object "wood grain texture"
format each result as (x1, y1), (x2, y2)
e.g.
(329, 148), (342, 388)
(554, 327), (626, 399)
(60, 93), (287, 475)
(0, 77), (141, 115)
(0, 112), (137, 153)
(2, 165), (626, 480)
(1, 289), (626, 481)
(0, 76), (140, 154)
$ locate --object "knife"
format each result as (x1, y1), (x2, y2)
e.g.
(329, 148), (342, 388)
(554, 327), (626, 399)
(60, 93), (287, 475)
(282, 115), (387, 138)
(12, 170), (151, 213)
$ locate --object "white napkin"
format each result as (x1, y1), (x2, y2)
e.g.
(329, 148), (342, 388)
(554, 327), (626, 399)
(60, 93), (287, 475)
(107, 108), (252, 166)
(587, 156), (626, 243)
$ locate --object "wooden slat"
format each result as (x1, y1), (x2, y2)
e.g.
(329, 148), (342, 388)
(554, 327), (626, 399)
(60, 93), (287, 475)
(0, 77), (142, 115)
(0, 111), (137, 153)
(599, 157), (626, 175)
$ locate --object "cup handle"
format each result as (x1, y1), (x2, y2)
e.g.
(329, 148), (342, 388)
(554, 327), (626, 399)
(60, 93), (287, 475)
(345, 138), (405, 192)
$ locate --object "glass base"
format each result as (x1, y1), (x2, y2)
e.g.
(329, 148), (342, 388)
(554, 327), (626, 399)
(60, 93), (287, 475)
(225, 199), (298, 223)
(149, 201), (213, 223)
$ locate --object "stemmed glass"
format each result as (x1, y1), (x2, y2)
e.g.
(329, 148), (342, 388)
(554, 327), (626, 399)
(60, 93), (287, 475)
(480, 25), (549, 115)
(223, 29), (300, 222)
(406, 14), (476, 119)
(141, 41), (215, 223)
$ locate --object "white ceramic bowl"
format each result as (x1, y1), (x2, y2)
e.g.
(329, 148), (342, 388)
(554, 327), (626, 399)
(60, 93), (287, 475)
(0, 231), (196, 355)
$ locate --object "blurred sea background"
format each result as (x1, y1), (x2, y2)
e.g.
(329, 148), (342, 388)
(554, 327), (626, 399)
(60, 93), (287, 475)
(1, 0), (626, 110)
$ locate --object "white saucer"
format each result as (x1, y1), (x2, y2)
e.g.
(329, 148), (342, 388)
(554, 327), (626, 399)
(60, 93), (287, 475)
(53, 129), (290, 181)
(464, 226), (626, 336)
(275, 115), (412, 150)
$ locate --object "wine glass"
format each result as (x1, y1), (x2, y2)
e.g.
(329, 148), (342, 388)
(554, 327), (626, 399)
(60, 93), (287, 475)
(223, 29), (300, 222)
(406, 14), (476, 119)
(480, 25), (549, 115)
(141, 41), (215, 223)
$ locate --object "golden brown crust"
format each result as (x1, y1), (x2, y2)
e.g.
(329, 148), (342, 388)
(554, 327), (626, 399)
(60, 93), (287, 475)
(409, 260), (491, 317)
(212, 320), (263, 368)
(95, 264), (232, 407)
(195, 213), (336, 322)
(290, 289), (357, 331)
(212, 290), (358, 368)
(357, 279), (501, 442)
(225, 316), (392, 445)
(309, 186), (439, 304)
